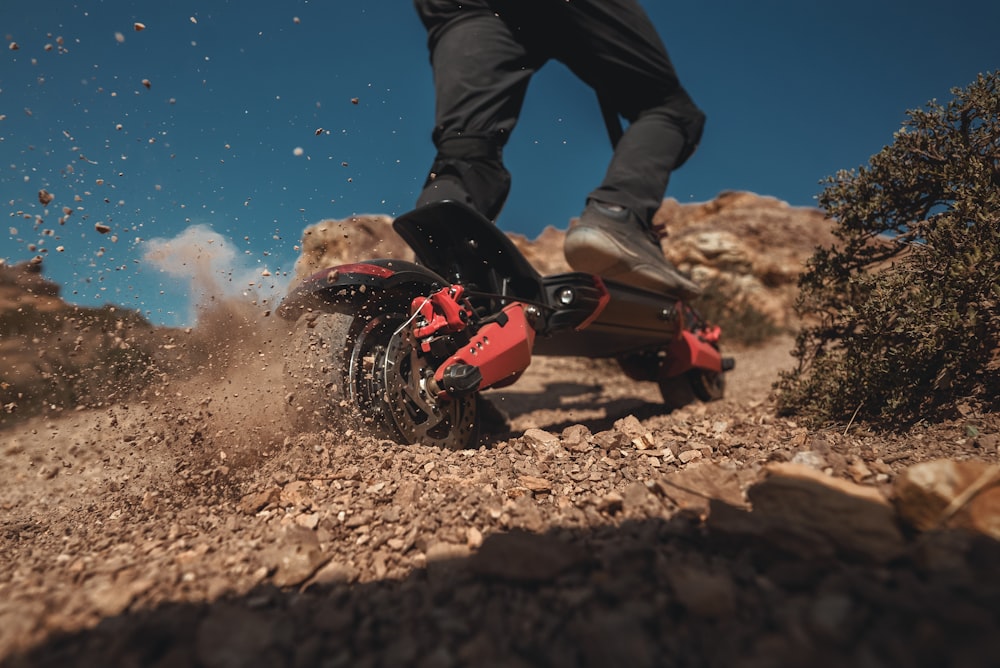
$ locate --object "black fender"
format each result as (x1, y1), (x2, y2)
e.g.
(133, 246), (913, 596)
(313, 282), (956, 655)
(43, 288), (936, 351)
(277, 258), (447, 321)
(393, 200), (545, 303)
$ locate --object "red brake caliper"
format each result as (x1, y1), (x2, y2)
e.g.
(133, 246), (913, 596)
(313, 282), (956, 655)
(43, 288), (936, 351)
(411, 285), (472, 342)
(410, 286), (535, 398)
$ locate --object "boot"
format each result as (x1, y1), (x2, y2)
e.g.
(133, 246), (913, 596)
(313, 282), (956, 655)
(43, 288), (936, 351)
(564, 200), (701, 300)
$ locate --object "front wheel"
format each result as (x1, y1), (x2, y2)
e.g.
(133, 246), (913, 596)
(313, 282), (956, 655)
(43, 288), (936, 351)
(283, 308), (479, 449)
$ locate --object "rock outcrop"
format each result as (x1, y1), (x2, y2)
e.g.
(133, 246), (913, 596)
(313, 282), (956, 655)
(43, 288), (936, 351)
(291, 215), (413, 286)
(655, 191), (835, 326)
(0, 261), (160, 423)
(292, 192), (835, 328)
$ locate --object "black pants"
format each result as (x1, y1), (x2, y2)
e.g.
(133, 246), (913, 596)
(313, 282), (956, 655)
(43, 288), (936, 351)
(413, 0), (705, 225)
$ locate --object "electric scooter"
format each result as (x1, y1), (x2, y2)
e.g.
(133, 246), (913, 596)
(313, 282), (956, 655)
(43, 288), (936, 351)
(278, 200), (733, 449)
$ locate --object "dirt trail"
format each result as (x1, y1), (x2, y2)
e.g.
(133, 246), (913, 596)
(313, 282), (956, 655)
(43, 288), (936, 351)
(1, 193), (996, 666)
(2, 328), (998, 667)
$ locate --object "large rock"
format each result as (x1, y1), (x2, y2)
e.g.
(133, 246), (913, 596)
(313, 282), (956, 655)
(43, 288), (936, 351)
(655, 191), (835, 326)
(196, 604), (282, 668)
(287, 192), (831, 328)
(469, 530), (586, 583)
(653, 462), (746, 517)
(262, 526), (328, 587)
(893, 459), (1000, 539)
(716, 463), (906, 563)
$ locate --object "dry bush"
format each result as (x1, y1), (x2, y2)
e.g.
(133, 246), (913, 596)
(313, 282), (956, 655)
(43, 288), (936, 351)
(776, 71), (1000, 427)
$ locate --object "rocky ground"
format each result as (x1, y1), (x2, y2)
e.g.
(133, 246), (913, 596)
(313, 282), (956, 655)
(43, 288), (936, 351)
(2, 329), (998, 667)
(2, 194), (998, 667)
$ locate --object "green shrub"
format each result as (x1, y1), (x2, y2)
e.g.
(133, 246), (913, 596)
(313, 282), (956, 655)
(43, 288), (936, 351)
(776, 72), (1000, 427)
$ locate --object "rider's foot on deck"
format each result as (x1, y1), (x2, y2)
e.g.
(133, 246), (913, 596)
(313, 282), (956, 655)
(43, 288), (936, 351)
(564, 200), (702, 300)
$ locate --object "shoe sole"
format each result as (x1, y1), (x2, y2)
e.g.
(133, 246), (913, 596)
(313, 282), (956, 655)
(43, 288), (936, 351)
(565, 227), (701, 299)
(564, 227), (635, 276)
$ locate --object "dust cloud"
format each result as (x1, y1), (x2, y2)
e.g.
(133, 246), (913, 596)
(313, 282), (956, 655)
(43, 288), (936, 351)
(143, 223), (289, 324)
(137, 225), (300, 471)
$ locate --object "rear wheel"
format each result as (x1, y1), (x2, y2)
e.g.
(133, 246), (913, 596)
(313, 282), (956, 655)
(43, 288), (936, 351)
(283, 307), (479, 449)
(689, 366), (726, 402)
(651, 342), (727, 410)
(656, 373), (697, 411)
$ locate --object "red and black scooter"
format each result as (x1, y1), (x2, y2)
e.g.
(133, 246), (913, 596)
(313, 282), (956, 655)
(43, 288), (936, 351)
(279, 200), (733, 449)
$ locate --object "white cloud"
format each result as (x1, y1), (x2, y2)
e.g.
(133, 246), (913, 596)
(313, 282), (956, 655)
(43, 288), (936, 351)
(143, 224), (289, 323)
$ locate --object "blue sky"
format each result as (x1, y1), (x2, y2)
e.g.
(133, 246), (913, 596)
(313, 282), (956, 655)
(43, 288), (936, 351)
(3, 1), (998, 326)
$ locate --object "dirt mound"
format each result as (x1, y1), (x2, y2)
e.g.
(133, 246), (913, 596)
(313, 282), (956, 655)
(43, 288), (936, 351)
(291, 215), (414, 287)
(0, 261), (164, 424)
(3, 341), (998, 666)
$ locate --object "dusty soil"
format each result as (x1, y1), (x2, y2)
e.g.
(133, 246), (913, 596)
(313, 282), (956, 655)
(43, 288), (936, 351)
(2, 319), (998, 667)
(1, 194), (997, 667)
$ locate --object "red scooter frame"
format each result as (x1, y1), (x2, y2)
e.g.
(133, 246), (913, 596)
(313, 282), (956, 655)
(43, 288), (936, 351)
(279, 200), (731, 448)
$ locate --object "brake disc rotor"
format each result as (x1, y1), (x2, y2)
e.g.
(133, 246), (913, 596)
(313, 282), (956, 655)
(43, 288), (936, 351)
(350, 312), (477, 449)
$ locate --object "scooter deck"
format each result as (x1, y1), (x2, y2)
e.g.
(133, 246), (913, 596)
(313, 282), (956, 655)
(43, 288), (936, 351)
(394, 200), (685, 358)
(534, 272), (681, 357)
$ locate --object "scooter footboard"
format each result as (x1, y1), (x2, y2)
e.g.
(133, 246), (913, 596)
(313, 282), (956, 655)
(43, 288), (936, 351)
(532, 274), (682, 358)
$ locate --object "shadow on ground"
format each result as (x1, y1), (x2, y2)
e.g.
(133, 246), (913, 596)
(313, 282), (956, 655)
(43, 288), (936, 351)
(7, 511), (999, 668)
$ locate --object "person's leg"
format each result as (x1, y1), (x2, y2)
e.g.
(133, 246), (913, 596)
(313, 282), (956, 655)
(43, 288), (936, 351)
(544, 0), (703, 298)
(414, 3), (544, 220)
(551, 0), (705, 225)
